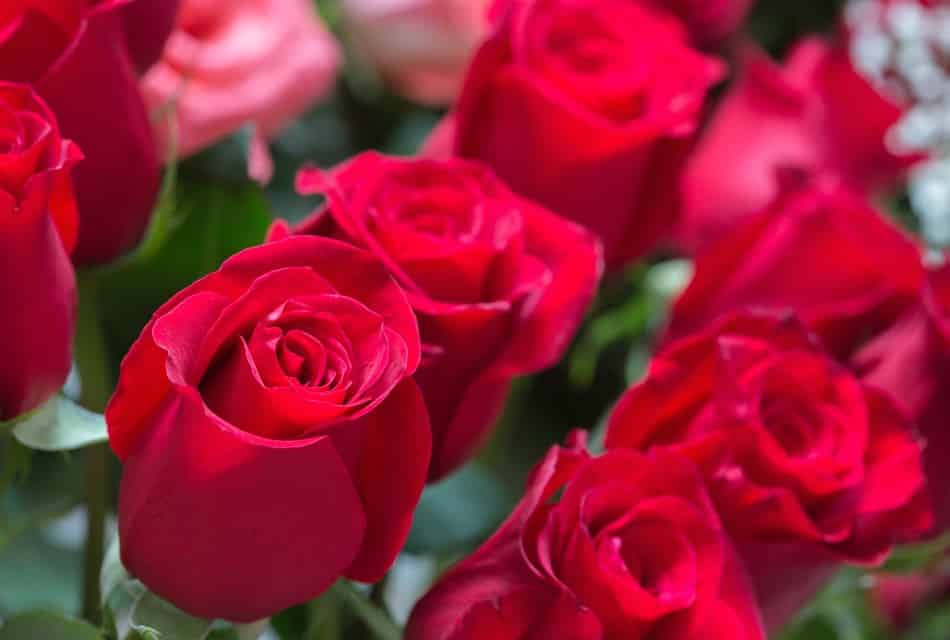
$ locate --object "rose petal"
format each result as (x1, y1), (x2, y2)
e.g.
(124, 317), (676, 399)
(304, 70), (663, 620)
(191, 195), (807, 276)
(118, 387), (367, 622)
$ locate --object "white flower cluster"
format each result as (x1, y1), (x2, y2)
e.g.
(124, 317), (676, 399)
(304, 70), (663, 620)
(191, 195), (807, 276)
(848, 0), (950, 153)
(848, 0), (950, 246)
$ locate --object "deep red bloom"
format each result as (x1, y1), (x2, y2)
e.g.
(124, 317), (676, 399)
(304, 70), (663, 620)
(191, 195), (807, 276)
(120, 0), (181, 72)
(107, 237), (431, 621)
(666, 181), (924, 359)
(641, 0), (755, 46)
(272, 153), (602, 480)
(432, 0), (723, 270)
(407, 433), (766, 640)
(674, 39), (919, 253)
(857, 262), (950, 529)
(0, 1), (168, 264)
(607, 312), (932, 630)
(0, 83), (80, 419)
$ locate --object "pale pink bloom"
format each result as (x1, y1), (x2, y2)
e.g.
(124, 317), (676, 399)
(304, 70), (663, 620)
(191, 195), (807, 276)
(342, 0), (490, 105)
(143, 0), (341, 157)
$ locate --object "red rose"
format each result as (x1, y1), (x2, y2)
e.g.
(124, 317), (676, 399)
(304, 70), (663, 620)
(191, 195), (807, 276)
(857, 262), (950, 528)
(106, 237), (431, 621)
(606, 312), (931, 630)
(0, 0), (166, 264)
(433, 0), (723, 270)
(643, 0), (755, 46)
(674, 39), (919, 253)
(274, 153), (602, 480)
(0, 83), (80, 419)
(666, 181), (924, 358)
(488, 0), (753, 48)
(407, 433), (766, 640)
(120, 0), (181, 72)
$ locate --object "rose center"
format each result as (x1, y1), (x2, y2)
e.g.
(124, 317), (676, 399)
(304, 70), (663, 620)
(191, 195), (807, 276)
(259, 307), (354, 392)
(615, 519), (697, 605)
(374, 179), (481, 243)
(759, 395), (821, 458)
(544, 13), (624, 75)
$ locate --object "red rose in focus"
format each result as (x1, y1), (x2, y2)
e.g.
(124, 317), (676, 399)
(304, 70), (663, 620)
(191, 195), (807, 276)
(435, 0), (723, 270)
(667, 182), (924, 358)
(272, 153), (602, 480)
(606, 312), (932, 630)
(0, 1), (166, 264)
(143, 0), (340, 158)
(857, 262), (950, 529)
(106, 237), (431, 621)
(407, 433), (766, 640)
(674, 39), (919, 253)
(0, 83), (80, 419)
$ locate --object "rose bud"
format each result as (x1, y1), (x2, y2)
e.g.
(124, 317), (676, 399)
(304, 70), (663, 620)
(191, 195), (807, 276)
(106, 237), (431, 622)
(272, 153), (602, 480)
(0, 83), (81, 419)
(606, 311), (932, 630)
(430, 0), (723, 271)
(406, 432), (766, 640)
(666, 181), (924, 359)
(0, 1), (166, 264)
(341, 0), (491, 105)
(142, 0), (341, 159)
(674, 39), (920, 253)
(857, 261), (950, 529)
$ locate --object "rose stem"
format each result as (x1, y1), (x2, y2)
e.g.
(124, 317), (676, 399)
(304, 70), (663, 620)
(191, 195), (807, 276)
(76, 271), (114, 624)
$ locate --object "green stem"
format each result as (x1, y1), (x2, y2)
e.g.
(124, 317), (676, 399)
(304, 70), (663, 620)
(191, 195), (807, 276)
(305, 594), (342, 640)
(332, 581), (401, 640)
(76, 271), (114, 624)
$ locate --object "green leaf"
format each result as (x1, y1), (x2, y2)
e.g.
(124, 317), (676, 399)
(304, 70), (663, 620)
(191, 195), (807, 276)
(778, 570), (888, 640)
(331, 582), (400, 640)
(4, 395), (107, 452)
(0, 532), (83, 616)
(405, 463), (512, 556)
(269, 605), (309, 640)
(0, 438), (31, 492)
(100, 538), (130, 608)
(882, 534), (950, 574)
(102, 540), (218, 640)
(129, 593), (214, 640)
(645, 259), (693, 301)
(0, 453), (84, 612)
(909, 600), (950, 640)
(383, 110), (442, 156)
(98, 176), (273, 363)
(0, 612), (103, 640)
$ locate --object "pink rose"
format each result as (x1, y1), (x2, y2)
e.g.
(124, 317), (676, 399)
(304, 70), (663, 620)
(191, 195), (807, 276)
(143, 0), (341, 157)
(342, 0), (491, 105)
